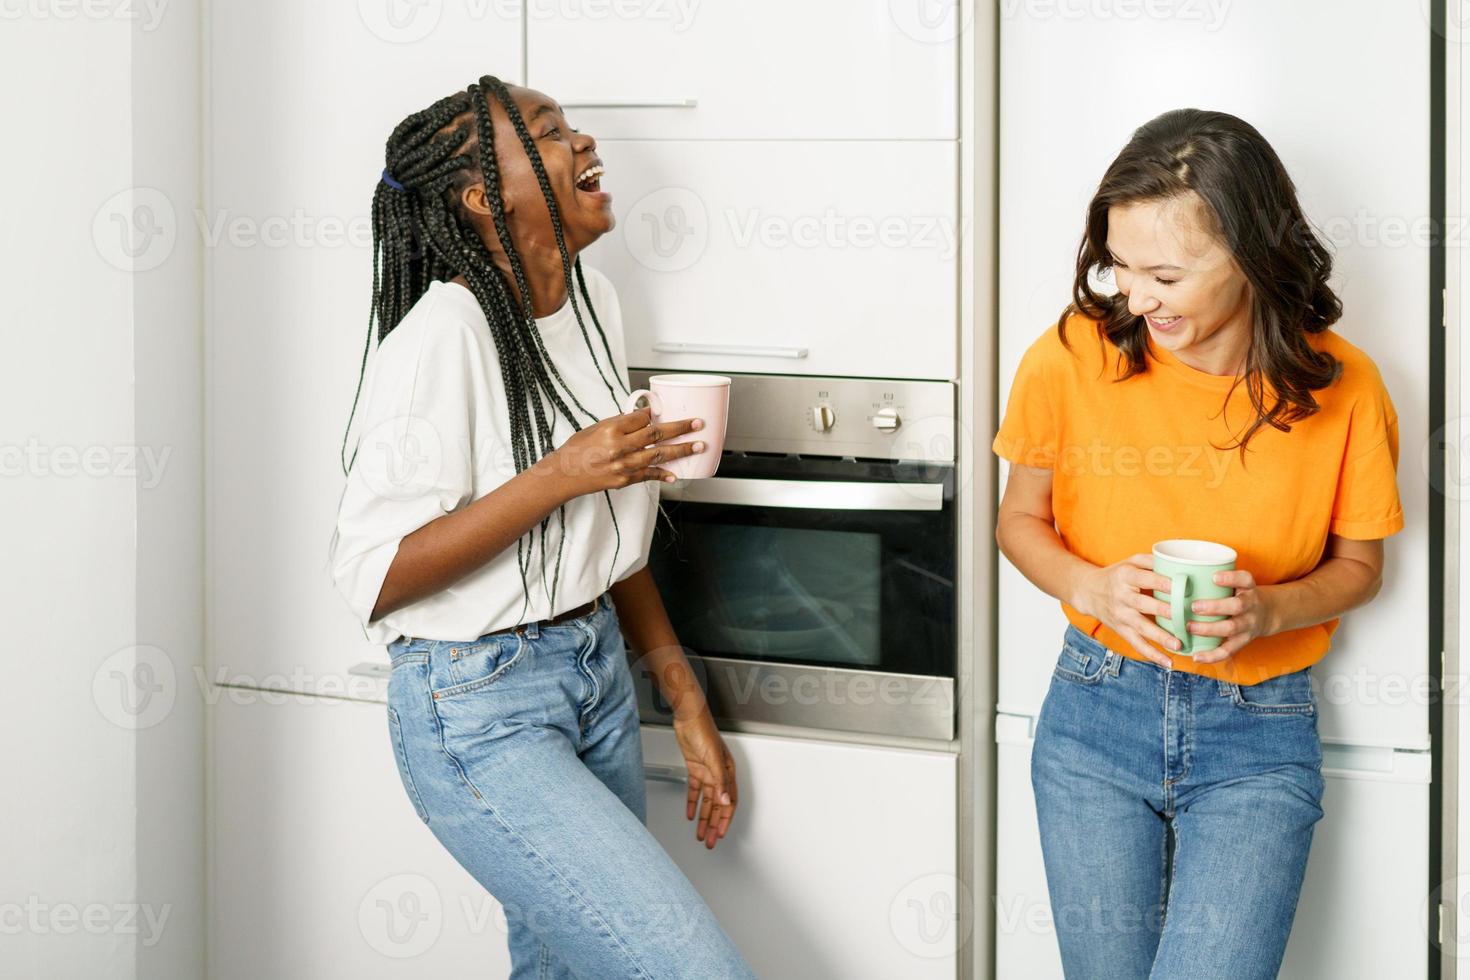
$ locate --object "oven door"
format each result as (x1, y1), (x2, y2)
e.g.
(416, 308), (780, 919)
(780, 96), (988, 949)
(638, 453), (956, 740)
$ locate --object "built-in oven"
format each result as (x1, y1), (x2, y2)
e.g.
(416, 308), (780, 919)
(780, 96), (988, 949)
(627, 370), (957, 741)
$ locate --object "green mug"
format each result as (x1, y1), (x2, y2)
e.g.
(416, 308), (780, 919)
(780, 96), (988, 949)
(1152, 539), (1237, 656)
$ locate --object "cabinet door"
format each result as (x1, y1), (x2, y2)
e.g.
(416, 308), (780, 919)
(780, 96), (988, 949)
(640, 725), (960, 979)
(997, 0), (1430, 748)
(211, 1), (522, 215)
(211, 694), (514, 979)
(208, 2), (522, 691)
(527, 0), (960, 139)
(586, 140), (959, 380)
(995, 714), (1431, 980)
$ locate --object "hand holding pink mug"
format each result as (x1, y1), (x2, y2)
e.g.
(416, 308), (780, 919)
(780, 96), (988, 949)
(621, 374), (731, 480)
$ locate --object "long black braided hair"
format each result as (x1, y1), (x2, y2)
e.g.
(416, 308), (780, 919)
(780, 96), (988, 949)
(340, 74), (635, 624)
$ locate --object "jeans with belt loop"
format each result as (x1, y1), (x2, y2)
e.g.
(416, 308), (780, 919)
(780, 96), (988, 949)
(384, 591), (756, 979)
(1031, 624), (1325, 979)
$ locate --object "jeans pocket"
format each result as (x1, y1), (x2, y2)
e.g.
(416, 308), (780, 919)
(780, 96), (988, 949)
(433, 633), (527, 700)
(1052, 636), (1114, 685)
(1225, 668), (1316, 716)
(386, 705), (430, 824)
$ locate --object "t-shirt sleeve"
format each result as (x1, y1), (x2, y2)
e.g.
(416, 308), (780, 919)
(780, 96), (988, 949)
(614, 548), (651, 583)
(992, 329), (1060, 469)
(1329, 368), (1405, 540)
(326, 314), (479, 635)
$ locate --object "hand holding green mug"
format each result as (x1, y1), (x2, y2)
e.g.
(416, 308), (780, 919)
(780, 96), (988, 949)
(1152, 539), (1238, 656)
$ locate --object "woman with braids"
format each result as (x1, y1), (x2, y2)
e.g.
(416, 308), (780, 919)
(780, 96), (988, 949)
(327, 75), (756, 979)
(993, 109), (1403, 978)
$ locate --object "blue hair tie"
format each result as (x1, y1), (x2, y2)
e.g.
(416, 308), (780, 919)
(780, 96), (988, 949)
(381, 167), (406, 191)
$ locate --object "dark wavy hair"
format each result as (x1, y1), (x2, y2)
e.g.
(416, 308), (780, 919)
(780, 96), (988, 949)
(1060, 108), (1344, 462)
(340, 74), (632, 623)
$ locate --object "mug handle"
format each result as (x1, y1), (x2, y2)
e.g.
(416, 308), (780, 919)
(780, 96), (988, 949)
(623, 388), (662, 418)
(1169, 572), (1192, 648)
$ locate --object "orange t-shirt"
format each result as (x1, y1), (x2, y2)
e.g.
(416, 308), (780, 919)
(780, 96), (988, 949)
(992, 313), (1405, 684)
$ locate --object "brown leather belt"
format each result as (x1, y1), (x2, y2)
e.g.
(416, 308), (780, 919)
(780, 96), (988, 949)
(491, 593), (602, 638)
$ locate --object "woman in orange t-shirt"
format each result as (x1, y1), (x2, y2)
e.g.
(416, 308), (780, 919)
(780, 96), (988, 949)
(994, 108), (1403, 978)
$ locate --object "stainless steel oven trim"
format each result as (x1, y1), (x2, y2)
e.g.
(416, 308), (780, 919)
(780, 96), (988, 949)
(634, 654), (956, 742)
(660, 476), (945, 512)
(627, 369), (957, 464)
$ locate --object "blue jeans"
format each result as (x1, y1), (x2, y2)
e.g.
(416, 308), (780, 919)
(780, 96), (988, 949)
(385, 592), (756, 980)
(1031, 625), (1325, 979)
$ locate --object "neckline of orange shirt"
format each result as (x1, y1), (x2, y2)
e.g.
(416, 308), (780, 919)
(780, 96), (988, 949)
(1144, 332), (1247, 392)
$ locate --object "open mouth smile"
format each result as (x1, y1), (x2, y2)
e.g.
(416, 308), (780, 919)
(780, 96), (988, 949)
(575, 163), (604, 193)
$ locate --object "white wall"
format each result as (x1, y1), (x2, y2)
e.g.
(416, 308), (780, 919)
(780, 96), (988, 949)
(1, 4), (204, 979)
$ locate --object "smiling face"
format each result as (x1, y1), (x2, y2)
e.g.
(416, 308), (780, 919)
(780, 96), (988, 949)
(1105, 193), (1253, 374)
(455, 84), (613, 261)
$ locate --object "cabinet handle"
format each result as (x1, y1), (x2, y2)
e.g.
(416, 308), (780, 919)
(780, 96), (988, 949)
(652, 341), (809, 359)
(644, 764), (689, 785)
(559, 99), (698, 109)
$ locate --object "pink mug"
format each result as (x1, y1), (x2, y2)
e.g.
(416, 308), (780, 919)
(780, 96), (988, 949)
(621, 374), (730, 480)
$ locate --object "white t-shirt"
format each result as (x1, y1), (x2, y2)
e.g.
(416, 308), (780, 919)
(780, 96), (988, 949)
(327, 266), (658, 645)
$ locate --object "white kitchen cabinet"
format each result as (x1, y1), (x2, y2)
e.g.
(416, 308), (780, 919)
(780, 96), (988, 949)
(586, 139), (959, 381)
(996, 0), (1431, 750)
(640, 725), (960, 979)
(208, 2), (523, 695)
(211, 690), (957, 980)
(210, 692), (514, 979)
(994, 4), (1436, 970)
(210, 1), (522, 215)
(995, 713), (1431, 980)
(527, 0), (959, 140)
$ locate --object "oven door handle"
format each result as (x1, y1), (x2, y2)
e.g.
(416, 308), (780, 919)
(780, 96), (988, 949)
(659, 476), (943, 512)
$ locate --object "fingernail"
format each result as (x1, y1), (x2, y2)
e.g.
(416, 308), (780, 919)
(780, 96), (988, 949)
(693, 441), (705, 452)
(664, 475), (675, 483)
(721, 792), (731, 805)
(1191, 602), (1200, 612)
(691, 419), (704, 430)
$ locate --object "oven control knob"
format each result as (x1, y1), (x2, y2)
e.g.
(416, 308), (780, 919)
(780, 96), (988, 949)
(872, 407), (901, 432)
(811, 404), (836, 432)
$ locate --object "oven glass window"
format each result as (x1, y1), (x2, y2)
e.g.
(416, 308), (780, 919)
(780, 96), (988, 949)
(651, 523), (883, 667)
